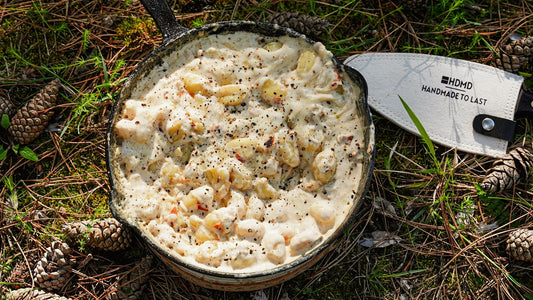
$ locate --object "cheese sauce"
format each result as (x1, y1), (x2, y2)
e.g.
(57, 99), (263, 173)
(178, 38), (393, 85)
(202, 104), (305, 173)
(111, 31), (365, 273)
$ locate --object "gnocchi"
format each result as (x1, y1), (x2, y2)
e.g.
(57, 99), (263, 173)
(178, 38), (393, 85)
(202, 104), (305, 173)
(261, 79), (287, 105)
(111, 31), (365, 274)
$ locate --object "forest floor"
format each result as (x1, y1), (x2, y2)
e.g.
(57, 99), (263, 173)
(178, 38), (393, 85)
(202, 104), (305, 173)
(2, 0), (533, 299)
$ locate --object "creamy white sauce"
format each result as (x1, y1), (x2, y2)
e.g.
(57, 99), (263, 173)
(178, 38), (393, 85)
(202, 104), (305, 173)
(111, 31), (365, 273)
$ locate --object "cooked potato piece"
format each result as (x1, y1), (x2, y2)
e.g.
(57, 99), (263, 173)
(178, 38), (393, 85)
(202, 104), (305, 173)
(183, 73), (209, 96)
(290, 229), (323, 255)
(204, 207), (237, 235)
(260, 156), (280, 177)
(195, 241), (225, 267)
(264, 200), (288, 223)
(313, 149), (337, 183)
(114, 119), (151, 143)
(294, 124), (324, 152)
(297, 50), (317, 74)
(183, 185), (214, 211)
(227, 191), (247, 219)
(226, 138), (258, 160)
(188, 215), (203, 229)
(254, 177), (279, 200)
(310, 201), (336, 229)
(164, 211), (187, 230)
(204, 167), (231, 199)
(260, 79), (287, 105)
(228, 161), (253, 190)
(246, 195), (265, 221)
(276, 132), (300, 168)
(164, 118), (185, 141)
(159, 159), (184, 187)
(263, 41), (282, 51)
(236, 219), (265, 240)
(195, 225), (218, 244)
(217, 84), (249, 106)
(262, 233), (286, 264)
(121, 99), (142, 120)
(231, 242), (259, 269)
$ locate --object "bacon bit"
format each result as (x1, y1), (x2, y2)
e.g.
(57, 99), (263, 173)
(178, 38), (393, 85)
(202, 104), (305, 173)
(343, 135), (354, 141)
(235, 153), (244, 162)
(264, 136), (274, 148)
(170, 206), (178, 214)
(331, 82), (337, 87)
(213, 222), (223, 230)
(170, 221), (174, 227)
(197, 203), (209, 211)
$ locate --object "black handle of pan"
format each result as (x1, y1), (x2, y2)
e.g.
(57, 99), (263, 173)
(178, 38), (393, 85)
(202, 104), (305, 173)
(140, 0), (188, 42)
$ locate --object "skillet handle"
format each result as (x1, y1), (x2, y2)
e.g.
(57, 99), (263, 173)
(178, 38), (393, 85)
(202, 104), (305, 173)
(140, 0), (188, 42)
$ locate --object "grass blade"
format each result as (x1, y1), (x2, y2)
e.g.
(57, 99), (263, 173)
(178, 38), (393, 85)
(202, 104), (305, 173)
(399, 95), (439, 169)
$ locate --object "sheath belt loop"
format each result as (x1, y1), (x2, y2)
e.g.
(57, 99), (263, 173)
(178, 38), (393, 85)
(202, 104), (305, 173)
(473, 114), (515, 141)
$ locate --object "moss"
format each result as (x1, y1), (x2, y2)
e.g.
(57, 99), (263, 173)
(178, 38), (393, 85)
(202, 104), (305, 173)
(116, 16), (157, 47)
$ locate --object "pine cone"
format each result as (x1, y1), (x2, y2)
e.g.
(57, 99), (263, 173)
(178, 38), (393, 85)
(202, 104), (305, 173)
(33, 242), (76, 292)
(506, 228), (533, 262)
(265, 12), (329, 39)
(0, 95), (16, 118)
(107, 256), (153, 300)
(5, 287), (73, 300)
(62, 218), (133, 251)
(480, 147), (533, 194)
(8, 78), (61, 144)
(495, 36), (533, 73)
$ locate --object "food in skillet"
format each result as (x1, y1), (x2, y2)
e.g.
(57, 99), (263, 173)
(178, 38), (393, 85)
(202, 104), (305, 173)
(110, 31), (366, 273)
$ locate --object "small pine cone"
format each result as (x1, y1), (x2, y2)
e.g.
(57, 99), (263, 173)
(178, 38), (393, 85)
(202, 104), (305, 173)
(62, 218), (132, 251)
(5, 287), (73, 300)
(480, 147), (533, 194)
(33, 242), (76, 292)
(8, 78), (61, 144)
(0, 95), (16, 118)
(506, 228), (533, 262)
(495, 36), (533, 73)
(107, 256), (153, 300)
(265, 12), (329, 39)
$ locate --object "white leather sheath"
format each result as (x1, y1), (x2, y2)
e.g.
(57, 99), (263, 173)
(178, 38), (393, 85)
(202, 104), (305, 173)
(345, 53), (524, 157)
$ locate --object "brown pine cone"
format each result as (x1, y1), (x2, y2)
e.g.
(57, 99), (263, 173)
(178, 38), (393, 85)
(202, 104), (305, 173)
(495, 36), (533, 73)
(107, 256), (153, 300)
(5, 287), (73, 300)
(33, 242), (76, 292)
(265, 12), (329, 39)
(1, 95), (16, 118)
(506, 228), (533, 262)
(62, 218), (133, 251)
(480, 147), (533, 194)
(8, 78), (61, 144)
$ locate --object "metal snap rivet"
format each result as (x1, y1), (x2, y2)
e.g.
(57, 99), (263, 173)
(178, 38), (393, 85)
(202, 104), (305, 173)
(482, 117), (495, 131)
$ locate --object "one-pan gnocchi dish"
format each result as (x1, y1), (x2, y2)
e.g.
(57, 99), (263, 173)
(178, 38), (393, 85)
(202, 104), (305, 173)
(109, 31), (368, 273)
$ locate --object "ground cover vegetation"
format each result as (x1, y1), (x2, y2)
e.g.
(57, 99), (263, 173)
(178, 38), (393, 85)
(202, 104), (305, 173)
(1, 0), (533, 299)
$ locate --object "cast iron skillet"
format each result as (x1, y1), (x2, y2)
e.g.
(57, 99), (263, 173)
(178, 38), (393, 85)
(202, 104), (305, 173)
(106, 0), (375, 291)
